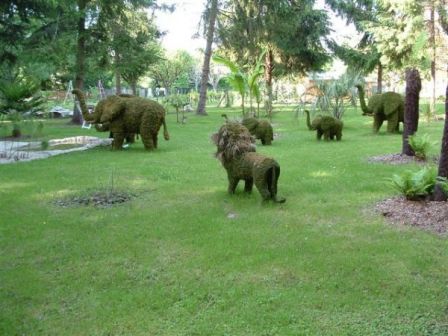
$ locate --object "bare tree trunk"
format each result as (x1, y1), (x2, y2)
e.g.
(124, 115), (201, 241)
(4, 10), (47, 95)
(115, 52), (122, 95)
(197, 0), (218, 116)
(433, 85), (448, 201)
(428, 3), (436, 117)
(402, 68), (422, 156)
(377, 62), (383, 93)
(72, 0), (87, 124)
(131, 82), (137, 96)
(264, 48), (274, 118)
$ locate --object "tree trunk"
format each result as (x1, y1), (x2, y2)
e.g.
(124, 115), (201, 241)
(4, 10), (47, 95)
(402, 68), (422, 156)
(377, 62), (383, 93)
(429, 3), (436, 117)
(131, 82), (137, 95)
(196, 0), (218, 116)
(264, 48), (274, 118)
(433, 85), (448, 201)
(115, 53), (122, 95)
(72, 0), (88, 125)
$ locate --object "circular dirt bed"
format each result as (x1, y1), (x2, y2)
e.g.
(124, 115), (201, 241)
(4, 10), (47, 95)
(376, 197), (448, 236)
(368, 153), (439, 165)
(54, 190), (135, 208)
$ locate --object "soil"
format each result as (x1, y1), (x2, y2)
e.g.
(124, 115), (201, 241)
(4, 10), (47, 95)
(367, 153), (439, 165)
(369, 153), (447, 236)
(375, 197), (448, 236)
(54, 189), (135, 208)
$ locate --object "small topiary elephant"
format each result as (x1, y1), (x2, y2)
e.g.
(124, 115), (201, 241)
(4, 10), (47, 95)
(241, 117), (274, 145)
(72, 89), (169, 151)
(304, 110), (343, 141)
(212, 121), (285, 203)
(355, 84), (404, 133)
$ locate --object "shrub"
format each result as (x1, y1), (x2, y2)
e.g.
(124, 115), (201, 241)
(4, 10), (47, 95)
(408, 133), (436, 160)
(390, 166), (437, 200)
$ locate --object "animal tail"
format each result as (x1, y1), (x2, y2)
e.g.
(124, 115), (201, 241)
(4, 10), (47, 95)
(162, 117), (169, 140)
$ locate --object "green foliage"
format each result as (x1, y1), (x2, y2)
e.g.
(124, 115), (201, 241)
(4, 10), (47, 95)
(312, 72), (360, 119)
(0, 75), (45, 115)
(408, 133), (436, 161)
(390, 167), (437, 200)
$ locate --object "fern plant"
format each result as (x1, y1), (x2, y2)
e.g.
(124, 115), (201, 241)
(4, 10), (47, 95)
(408, 133), (436, 160)
(390, 167), (437, 200)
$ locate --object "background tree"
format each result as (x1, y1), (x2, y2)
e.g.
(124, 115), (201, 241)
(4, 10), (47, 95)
(217, 0), (330, 117)
(402, 68), (422, 156)
(197, 0), (219, 116)
(326, 0), (384, 92)
(150, 50), (196, 95)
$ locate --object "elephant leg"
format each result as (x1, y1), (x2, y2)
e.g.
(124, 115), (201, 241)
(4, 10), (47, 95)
(112, 133), (125, 150)
(373, 115), (383, 133)
(227, 175), (239, 194)
(244, 178), (253, 193)
(386, 113), (399, 133)
(261, 138), (266, 145)
(316, 130), (323, 140)
(140, 114), (156, 150)
(323, 131), (330, 141)
(152, 133), (158, 148)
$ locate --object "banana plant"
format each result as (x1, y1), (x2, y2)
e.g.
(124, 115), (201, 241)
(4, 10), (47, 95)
(212, 55), (247, 114)
(247, 51), (265, 116)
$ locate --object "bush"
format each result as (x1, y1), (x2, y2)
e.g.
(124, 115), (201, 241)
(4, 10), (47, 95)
(390, 167), (437, 200)
(408, 133), (436, 160)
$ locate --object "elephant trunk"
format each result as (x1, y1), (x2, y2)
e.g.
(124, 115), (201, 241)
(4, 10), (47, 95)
(355, 85), (372, 116)
(304, 110), (313, 130)
(162, 117), (169, 140)
(72, 89), (95, 122)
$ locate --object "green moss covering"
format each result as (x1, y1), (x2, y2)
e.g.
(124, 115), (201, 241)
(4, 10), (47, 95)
(356, 85), (404, 133)
(304, 110), (343, 141)
(242, 117), (274, 145)
(212, 121), (285, 203)
(73, 89), (169, 151)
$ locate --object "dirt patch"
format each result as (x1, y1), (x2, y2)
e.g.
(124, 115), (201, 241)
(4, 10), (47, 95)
(367, 153), (439, 165)
(375, 197), (448, 236)
(54, 189), (135, 208)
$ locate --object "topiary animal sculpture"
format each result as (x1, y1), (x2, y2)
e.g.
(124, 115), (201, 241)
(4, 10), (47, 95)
(212, 121), (286, 203)
(304, 110), (343, 141)
(72, 89), (169, 150)
(241, 117), (274, 145)
(355, 84), (404, 133)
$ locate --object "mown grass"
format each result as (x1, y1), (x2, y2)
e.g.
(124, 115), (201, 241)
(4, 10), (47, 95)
(1, 105), (447, 335)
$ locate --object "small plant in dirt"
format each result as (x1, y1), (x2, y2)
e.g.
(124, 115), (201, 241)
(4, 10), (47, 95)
(390, 166), (437, 200)
(408, 133), (436, 160)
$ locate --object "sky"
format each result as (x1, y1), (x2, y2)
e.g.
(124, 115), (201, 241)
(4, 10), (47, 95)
(154, 0), (358, 55)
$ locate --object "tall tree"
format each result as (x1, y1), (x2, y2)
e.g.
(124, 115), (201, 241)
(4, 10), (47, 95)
(402, 68), (421, 156)
(71, 0), (158, 123)
(326, 0), (384, 92)
(217, 0), (330, 117)
(197, 0), (218, 116)
(433, 0), (448, 201)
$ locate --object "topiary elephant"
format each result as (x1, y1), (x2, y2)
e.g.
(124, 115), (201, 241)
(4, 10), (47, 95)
(355, 84), (404, 133)
(72, 89), (169, 151)
(304, 110), (343, 141)
(241, 117), (274, 145)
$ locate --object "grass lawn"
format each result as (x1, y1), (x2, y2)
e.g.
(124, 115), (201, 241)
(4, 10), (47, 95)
(1, 105), (447, 335)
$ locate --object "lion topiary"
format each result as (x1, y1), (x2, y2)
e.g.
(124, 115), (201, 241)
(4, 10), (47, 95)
(355, 84), (404, 133)
(304, 110), (343, 141)
(241, 117), (274, 145)
(72, 89), (169, 151)
(212, 121), (286, 203)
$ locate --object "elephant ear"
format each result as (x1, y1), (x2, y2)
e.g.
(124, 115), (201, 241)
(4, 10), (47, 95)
(99, 96), (126, 122)
(383, 92), (403, 116)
